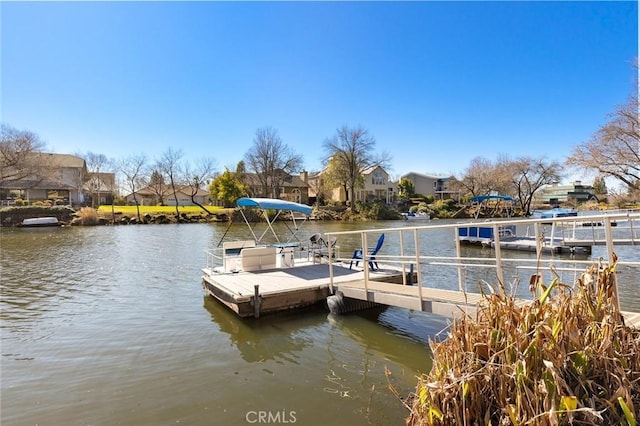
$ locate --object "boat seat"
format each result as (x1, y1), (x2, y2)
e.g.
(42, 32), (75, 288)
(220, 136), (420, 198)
(241, 247), (277, 271)
(222, 240), (256, 255)
(222, 240), (256, 272)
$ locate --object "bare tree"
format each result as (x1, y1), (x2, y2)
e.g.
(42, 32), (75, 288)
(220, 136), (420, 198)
(501, 156), (563, 215)
(452, 156), (504, 198)
(567, 95), (639, 194)
(244, 127), (303, 199)
(117, 154), (148, 221)
(183, 157), (216, 214)
(78, 151), (110, 208)
(147, 169), (168, 205)
(158, 148), (184, 217)
(322, 125), (390, 212)
(0, 124), (54, 191)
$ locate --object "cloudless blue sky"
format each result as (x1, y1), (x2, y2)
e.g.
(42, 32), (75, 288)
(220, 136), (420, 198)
(1, 1), (637, 182)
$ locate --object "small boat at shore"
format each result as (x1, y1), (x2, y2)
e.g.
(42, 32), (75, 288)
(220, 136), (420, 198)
(531, 207), (578, 220)
(19, 217), (61, 227)
(402, 211), (430, 221)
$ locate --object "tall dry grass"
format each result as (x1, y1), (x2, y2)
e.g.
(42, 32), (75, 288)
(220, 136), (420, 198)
(408, 254), (639, 425)
(76, 207), (99, 226)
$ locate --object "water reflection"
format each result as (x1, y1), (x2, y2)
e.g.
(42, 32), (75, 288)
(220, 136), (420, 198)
(203, 296), (320, 363)
(201, 294), (430, 425)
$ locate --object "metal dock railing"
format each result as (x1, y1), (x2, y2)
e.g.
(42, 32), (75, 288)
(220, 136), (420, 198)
(324, 212), (640, 322)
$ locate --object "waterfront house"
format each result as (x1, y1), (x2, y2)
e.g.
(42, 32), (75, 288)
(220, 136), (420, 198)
(242, 171), (310, 205)
(308, 166), (395, 205)
(124, 184), (210, 206)
(400, 172), (459, 201)
(84, 172), (116, 206)
(0, 153), (89, 205)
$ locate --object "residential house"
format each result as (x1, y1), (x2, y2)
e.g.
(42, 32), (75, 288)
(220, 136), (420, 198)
(306, 171), (324, 205)
(400, 172), (459, 201)
(534, 181), (596, 206)
(1, 153), (88, 205)
(308, 166), (394, 205)
(124, 184), (210, 206)
(357, 166), (394, 203)
(243, 171), (310, 205)
(84, 172), (116, 206)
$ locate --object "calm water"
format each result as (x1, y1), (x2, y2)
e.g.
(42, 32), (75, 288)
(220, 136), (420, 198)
(2, 219), (638, 425)
(1, 222), (448, 426)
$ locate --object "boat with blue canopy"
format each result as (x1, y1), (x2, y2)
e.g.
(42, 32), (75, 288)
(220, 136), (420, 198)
(470, 194), (515, 219)
(235, 197), (313, 244)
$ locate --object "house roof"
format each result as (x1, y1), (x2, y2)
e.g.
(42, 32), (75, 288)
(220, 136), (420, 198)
(0, 179), (76, 190)
(83, 173), (116, 192)
(244, 172), (309, 188)
(361, 165), (387, 175)
(401, 172), (442, 180)
(36, 153), (87, 169)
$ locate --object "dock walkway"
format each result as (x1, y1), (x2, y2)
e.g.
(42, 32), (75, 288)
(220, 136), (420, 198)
(203, 261), (640, 327)
(203, 212), (640, 326)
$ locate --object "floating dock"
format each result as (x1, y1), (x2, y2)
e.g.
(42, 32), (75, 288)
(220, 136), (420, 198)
(202, 261), (413, 317)
(457, 224), (592, 254)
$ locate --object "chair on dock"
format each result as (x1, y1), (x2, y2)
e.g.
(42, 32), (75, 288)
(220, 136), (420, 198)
(310, 233), (337, 262)
(349, 233), (384, 270)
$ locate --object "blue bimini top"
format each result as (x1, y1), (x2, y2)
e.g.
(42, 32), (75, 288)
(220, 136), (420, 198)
(236, 197), (313, 216)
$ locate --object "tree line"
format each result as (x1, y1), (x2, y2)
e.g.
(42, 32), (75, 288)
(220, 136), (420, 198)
(1, 93), (638, 216)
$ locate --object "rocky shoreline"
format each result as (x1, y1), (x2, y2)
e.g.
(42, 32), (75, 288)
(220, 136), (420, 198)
(0, 204), (465, 227)
(0, 206), (229, 227)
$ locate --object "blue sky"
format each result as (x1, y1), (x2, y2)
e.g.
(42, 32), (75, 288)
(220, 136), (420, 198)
(1, 1), (637, 182)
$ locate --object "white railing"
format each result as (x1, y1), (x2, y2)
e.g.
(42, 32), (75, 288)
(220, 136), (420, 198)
(325, 213), (640, 309)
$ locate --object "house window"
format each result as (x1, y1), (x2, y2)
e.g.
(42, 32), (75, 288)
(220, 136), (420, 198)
(372, 172), (385, 185)
(292, 188), (301, 203)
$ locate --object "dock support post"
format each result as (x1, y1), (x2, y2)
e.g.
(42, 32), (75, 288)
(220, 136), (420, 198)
(455, 225), (463, 291)
(405, 263), (414, 285)
(413, 229), (423, 308)
(493, 223), (505, 291)
(603, 217), (620, 313)
(253, 285), (261, 318)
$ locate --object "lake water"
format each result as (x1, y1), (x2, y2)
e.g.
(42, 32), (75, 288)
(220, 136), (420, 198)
(1, 222), (446, 426)
(2, 219), (638, 425)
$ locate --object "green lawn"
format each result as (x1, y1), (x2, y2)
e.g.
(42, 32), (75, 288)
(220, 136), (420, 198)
(97, 205), (227, 215)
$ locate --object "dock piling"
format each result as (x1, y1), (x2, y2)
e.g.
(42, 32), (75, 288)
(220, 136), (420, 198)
(252, 285), (261, 318)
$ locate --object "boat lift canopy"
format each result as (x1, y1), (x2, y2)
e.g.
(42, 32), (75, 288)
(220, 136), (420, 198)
(470, 195), (514, 203)
(236, 197), (313, 244)
(470, 194), (515, 219)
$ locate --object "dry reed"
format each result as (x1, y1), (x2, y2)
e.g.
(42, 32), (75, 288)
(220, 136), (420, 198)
(408, 254), (639, 425)
(77, 207), (99, 225)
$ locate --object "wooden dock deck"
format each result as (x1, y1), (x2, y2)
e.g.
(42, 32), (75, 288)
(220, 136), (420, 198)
(202, 262), (412, 317)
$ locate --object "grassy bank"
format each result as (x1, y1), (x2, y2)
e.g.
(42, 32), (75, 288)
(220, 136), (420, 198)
(97, 205), (229, 215)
